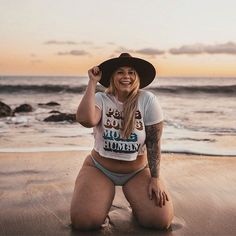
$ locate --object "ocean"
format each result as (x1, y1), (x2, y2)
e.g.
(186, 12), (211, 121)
(0, 76), (236, 156)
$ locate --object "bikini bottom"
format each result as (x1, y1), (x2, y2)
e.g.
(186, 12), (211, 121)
(91, 156), (147, 186)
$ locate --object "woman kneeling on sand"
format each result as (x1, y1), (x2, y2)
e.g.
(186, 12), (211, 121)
(70, 53), (174, 230)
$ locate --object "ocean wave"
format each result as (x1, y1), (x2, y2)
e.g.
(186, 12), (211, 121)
(0, 84), (89, 93)
(162, 148), (236, 157)
(150, 85), (236, 95)
(0, 84), (236, 95)
(165, 119), (236, 134)
(0, 146), (235, 156)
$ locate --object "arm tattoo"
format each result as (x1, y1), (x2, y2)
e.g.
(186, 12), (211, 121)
(145, 122), (163, 178)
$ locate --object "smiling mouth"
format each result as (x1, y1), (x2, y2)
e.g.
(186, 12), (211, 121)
(120, 80), (132, 85)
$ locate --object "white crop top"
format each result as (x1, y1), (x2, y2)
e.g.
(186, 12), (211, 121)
(93, 90), (163, 161)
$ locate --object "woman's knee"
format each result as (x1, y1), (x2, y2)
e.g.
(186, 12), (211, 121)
(135, 206), (174, 230)
(71, 211), (105, 231)
(137, 215), (172, 230)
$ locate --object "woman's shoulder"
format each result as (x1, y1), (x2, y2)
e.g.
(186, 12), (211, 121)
(95, 91), (105, 96)
(138, 90), (161, 109)
(95, 91), (109, 98)
(138, 90), (156, 100)
(95, 92), (114, 102)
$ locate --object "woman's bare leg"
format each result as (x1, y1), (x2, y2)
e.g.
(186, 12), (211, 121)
(70, 156), (115, 230)
(122, 168), (174, 229)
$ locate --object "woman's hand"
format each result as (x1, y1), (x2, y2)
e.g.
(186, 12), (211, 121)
(88, 66), (102, 83)
(148, 177), (169, 207)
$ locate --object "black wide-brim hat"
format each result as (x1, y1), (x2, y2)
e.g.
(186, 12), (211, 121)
(98, 53), (156, 88)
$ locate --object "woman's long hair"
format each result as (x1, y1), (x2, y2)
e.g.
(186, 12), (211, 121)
(105, 69), (140, 139)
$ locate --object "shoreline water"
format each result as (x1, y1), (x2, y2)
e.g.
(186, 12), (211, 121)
(1, 76), (236, 157)
(0, 146), (236, 157)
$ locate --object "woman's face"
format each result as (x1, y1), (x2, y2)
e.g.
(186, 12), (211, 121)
(113, 66), (137, 94)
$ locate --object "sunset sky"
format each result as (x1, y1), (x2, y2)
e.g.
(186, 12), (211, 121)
(0, 0), (236, 77)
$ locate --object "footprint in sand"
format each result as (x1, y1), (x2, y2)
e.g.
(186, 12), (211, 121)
(170, 216), (186, 231)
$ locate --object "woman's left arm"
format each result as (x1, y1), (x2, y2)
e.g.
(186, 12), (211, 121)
(145, 121), (169, 207)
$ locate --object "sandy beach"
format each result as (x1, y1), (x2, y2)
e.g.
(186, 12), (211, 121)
(0, 151), (235, 236)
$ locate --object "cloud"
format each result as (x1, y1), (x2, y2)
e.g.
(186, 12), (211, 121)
(80, 41), (93, 45)
(169, 42), (236, 55)
(106, 42), (116, 45)
(44, 40), (78, 45)
(135, 48), (165, 56)
(169, 44), (204, 55)
(44, 40), (94, 45)
(114, 47), (165, 57)
(204, 42), (236, 54)
(57, 50), (89, 56)
(115, 47), (135, 54)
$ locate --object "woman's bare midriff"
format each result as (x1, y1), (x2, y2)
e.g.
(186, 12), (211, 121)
(91, 149), (148, 173)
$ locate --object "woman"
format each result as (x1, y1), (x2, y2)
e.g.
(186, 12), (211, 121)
(70, 53), (174, 230)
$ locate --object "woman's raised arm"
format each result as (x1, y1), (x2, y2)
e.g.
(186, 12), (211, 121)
(76, 66), (102, 127)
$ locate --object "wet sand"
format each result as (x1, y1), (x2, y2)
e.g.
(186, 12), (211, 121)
(0, 151), (235, 235)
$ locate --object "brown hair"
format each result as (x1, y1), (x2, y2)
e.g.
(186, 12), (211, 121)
(106, 69), (140, 138)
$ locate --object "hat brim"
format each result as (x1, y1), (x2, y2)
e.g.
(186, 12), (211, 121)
(98, 57), (156, 88)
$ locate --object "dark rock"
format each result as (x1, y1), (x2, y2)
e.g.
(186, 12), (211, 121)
(14, 104), (33, 113)
(49, 110), (61, 114)
(0, 101), (12, 117)
(38, 101), (60, 106)
(44, 113), (76, 122)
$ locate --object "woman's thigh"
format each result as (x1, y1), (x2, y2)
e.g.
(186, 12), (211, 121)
(122, 168), (174, 229)
(70, 156), (115, 229)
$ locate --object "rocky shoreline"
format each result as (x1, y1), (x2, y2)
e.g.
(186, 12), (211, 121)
(0, 101), (76, 122)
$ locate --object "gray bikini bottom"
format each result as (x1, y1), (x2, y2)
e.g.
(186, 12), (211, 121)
(91, 156), (147, 186)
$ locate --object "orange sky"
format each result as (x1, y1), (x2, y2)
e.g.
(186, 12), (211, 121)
(1, 52), (235, 77)
(0, 0), (236, 77)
